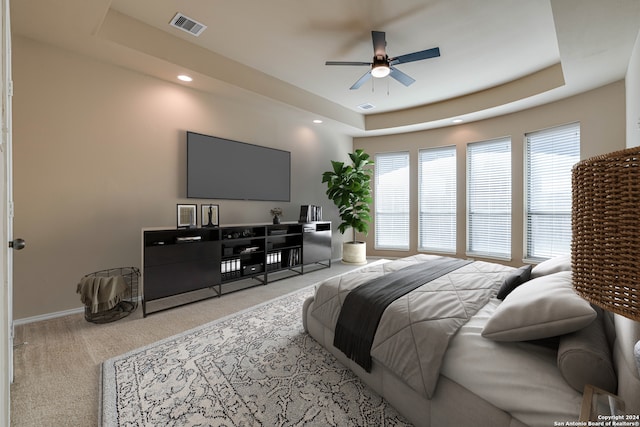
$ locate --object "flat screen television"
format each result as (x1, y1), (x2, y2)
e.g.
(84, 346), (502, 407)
(187, 131), (291, 201)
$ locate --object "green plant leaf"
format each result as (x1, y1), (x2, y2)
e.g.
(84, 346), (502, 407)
(322, 149), (374, 240)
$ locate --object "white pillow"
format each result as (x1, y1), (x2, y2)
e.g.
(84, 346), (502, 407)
(482, 271), (596, 342)
(530, 254), (571, 278)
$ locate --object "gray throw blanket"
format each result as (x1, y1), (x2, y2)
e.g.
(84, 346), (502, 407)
(333, 257), (471, 371)
(77, 275), (128, 314)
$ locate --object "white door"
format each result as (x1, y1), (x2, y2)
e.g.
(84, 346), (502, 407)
(1, 0), (13, 424)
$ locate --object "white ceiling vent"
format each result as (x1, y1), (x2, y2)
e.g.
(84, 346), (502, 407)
(170, 13), (207, 37)
(357, 103), (376, 111)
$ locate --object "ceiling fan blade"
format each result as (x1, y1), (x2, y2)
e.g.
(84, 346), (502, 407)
(389, 67), (415, 87)
(350, 71), (372, 90)
(389, 47), (440, 65)
(371, 31), (386, 56)
(325, 61), (372, 66)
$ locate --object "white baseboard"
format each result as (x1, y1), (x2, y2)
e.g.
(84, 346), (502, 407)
(15, 259), (379, 327)
(13, 306), (85, 327)
(14, 294), (146, 326)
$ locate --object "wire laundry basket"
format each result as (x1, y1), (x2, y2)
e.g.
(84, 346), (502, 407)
(80, 267), (139, 324)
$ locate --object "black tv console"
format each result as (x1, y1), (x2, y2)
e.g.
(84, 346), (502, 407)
(141, 221), (331, 316)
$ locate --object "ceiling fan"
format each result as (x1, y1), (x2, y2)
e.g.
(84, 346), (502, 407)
(326, 31), (440, 90)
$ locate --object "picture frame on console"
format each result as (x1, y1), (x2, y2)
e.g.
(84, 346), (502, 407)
(201, 204), (219, 227)
(177, 204), (197, 228)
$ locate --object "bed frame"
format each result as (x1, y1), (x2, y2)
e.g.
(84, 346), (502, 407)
(303, 296), (640, 427)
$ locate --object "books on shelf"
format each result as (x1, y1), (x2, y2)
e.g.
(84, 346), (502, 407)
(267, 251), (282, 271)
(221, 258), (241, 280)
(266, 248), (301, 271)
(287, 247), (300, 266)
(299, 205), (322, 222)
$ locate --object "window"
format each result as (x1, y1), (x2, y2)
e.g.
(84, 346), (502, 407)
(418, 146), (456, 253)
(467, 138), (512, 259)
(375, 152), (410, 250)
(525, 123), (580, 261)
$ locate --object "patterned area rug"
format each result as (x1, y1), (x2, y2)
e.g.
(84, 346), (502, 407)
(100, 287), (411, 426)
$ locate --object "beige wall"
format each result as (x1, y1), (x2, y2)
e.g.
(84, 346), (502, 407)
(12, 37), (352, 320)
(627, 29), (640, 148)
(354, 81), (626, 265)
(11, 32), (632, 320)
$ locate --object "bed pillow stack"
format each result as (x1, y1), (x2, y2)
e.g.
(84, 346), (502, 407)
(493, 254), (572, 301)
(496, 265), (532, 300)
(482, 255), (617, 393)
(529, 254), (572, 278)
(482, 270), (595, 341)
(556, 305), (617, 393)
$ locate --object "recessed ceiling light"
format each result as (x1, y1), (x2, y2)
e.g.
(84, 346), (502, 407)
(452, 118), (464, 124)
(177, 75), (193, 82)
(313, 119), (323, 124)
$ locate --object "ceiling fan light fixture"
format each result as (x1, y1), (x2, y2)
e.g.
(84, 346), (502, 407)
(325, 31), (440, 89)
(371, 56), (390, 78)
(371, 64), (390, 78)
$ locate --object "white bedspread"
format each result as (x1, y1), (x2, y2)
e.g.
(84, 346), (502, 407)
(310, 254), (515, 399)
(441, 299), (583, 427)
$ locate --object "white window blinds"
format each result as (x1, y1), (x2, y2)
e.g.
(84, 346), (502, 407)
(418, 146), (456, 253)
(467, 138), (512, 259)
(375, 152), (410, 250)
(525, 123), (580, 261)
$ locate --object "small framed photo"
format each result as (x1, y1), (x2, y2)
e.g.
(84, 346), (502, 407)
(201, 204), (219, 227)
(177, 204), (197, 228)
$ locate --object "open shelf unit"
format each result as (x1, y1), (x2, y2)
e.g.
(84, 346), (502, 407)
(142, 221), (330, 316)
(220, 225), (267, 285)
(266, 223), (303, 281)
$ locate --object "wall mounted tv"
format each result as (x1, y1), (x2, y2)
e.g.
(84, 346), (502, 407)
(187, 131), (291, 201)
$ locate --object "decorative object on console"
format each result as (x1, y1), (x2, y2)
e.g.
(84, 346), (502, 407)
(299, 205), (323, 222)
(270, 207), (282, 224)
(571, 146), (640, 373)
(177, 204), (197, 228)
(201, 204), (219, 227)
(322, 149), (373, 264)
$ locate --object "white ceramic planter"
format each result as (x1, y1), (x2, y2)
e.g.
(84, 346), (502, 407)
(342, 241), (367, 265)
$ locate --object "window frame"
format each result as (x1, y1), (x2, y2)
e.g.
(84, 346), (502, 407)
(418, 145), (457, 254)
(374, 151), (411, 251)
(466, 137), (512, 260)
(523, 122), (580, 263)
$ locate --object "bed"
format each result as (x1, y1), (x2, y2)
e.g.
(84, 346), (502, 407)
(302, 254), (640, 427)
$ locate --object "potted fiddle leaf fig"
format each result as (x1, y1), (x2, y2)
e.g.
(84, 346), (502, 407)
(322, 149), (374, 264)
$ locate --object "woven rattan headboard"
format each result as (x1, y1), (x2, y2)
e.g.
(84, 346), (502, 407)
(571, 146), (640, 321)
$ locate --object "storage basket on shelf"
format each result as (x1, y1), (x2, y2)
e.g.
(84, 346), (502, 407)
(77, 267), (139, 324)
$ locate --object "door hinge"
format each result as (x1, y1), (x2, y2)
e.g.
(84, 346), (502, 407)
(8, 80), (13, 97)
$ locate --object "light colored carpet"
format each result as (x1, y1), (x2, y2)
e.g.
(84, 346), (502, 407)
(10, 262), (374, 427)
(101, 285), (409, 426)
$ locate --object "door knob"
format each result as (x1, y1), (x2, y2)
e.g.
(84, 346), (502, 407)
(9, 238), (25, 250)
